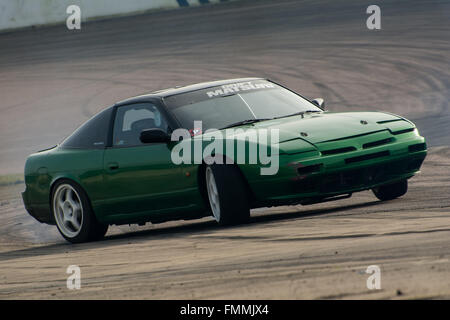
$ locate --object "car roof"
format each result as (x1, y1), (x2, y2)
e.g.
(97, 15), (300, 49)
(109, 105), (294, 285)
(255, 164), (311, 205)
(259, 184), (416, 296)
(114, 77), (264, 106)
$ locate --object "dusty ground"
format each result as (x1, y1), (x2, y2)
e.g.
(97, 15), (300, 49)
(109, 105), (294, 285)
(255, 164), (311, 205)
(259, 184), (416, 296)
(0, 0), (449, 299)
(0, 147), (449, 299)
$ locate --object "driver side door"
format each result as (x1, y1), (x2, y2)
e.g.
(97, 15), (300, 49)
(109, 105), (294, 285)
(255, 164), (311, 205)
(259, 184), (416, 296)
(99, 102), (198, 223)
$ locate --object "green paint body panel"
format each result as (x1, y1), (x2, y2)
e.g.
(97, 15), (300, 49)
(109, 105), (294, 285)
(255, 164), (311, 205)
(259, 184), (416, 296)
(22, 111), (427, 225)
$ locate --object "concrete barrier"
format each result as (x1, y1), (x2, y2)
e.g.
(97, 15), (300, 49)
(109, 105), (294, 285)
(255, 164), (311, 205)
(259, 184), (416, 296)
(0, 0), (230, 31)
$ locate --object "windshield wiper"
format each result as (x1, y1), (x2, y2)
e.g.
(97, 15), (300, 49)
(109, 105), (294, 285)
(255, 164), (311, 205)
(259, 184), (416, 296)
(220, 118), (271, 129)
(272, 110), (322, 120)
(219, 110), (321, 129)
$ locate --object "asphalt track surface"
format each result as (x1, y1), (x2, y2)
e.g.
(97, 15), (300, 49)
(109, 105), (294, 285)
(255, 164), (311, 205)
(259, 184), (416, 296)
(0, 0), (449, 299)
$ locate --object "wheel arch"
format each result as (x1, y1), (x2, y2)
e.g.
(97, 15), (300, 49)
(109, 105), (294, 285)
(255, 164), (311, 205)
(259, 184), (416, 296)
(49, 175), (96, 219)
(197, 154), (256, 208)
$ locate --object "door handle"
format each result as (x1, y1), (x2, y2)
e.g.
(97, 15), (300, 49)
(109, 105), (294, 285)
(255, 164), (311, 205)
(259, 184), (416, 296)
(107, 162), (119, 170)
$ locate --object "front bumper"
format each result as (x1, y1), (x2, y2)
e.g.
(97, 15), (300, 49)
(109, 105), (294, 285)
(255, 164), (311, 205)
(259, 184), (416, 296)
(248, 130), (427, 204)
(291, 152), (425, 196)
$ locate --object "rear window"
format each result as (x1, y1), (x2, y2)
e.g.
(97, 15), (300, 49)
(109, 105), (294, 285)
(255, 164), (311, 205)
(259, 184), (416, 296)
(60, 106), (113, 149)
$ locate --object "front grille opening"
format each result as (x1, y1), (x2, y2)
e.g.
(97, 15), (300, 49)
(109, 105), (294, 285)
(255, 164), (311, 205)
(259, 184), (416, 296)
(345, 150), (390, 164)
(321, 146), (356, 156)
(319, 165), (386, 193)
(363, 138), (393, 149)
(293, 159), (424, 195)
(293, 179), (318, 193)
(297, 163), (323, 175)
(408, 143), (426, 153)
(391, 128), (415, 135)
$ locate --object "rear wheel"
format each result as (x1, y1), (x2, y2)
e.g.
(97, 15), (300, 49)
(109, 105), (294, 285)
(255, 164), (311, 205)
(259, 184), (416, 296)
(52, 180), (108, 243)
(205, 164), (250, 225)
(372, 179), (408, 201)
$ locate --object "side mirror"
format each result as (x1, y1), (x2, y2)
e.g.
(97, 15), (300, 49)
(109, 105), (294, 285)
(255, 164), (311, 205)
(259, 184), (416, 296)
(140, 128), (170, 144)
(311, 98), (325, 110)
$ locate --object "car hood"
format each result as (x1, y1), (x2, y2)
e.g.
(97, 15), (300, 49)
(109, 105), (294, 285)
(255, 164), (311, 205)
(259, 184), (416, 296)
(245, 111), (414, 144)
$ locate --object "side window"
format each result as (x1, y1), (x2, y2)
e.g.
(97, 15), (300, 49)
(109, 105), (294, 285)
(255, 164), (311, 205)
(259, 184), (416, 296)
(113, 103), (169, 147)
(61, 106), (113, 149)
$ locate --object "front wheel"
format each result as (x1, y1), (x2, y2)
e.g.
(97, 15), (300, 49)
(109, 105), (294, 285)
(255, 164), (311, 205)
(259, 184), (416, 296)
(52, 180), (108, 243)
(372, 179), (408, 201)
(205, 164), (250, 225)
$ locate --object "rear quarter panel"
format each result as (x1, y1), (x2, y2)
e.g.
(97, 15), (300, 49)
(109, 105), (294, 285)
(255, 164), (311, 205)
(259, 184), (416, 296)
(23, 147), (105, 223)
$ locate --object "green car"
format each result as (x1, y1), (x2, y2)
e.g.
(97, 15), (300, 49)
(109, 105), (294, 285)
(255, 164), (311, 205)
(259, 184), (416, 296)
(22, 78), (427, 243)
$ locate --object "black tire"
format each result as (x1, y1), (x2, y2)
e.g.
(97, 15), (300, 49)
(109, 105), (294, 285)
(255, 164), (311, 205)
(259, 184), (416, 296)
(205, 164), (250, 225)
(51, 179), (108, 243)
(372, 179), (408, 201)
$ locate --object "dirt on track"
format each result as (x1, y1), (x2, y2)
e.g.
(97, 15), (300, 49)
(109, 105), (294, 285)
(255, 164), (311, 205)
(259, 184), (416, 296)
(1, 147), (450, 299)
(0, 0), (449, 299)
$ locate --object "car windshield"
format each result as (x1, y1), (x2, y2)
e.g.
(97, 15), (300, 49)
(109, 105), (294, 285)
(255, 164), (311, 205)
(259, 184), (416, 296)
(164, 79), (321, 132)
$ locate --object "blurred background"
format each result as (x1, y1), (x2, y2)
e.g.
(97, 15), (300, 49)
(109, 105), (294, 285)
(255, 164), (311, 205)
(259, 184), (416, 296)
(0, 1), (449, 298)
(0, 0), (449, 175)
